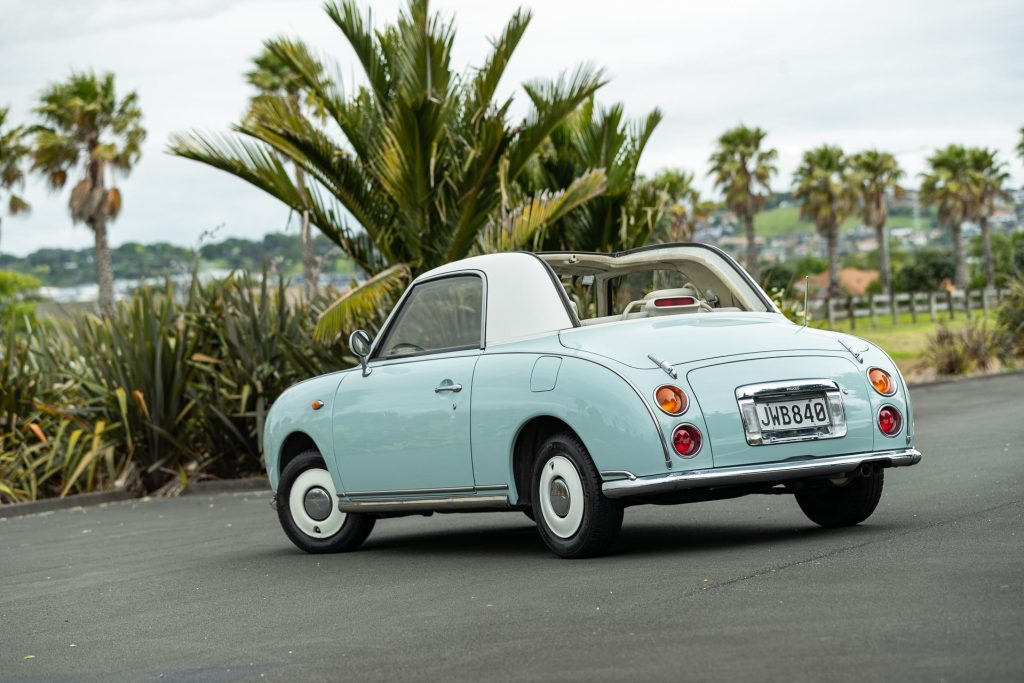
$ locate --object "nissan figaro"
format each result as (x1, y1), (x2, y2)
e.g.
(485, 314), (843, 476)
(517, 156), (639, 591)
(264, 244), (921, 558)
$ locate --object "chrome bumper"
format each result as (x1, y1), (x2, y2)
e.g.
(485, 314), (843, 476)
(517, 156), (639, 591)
(601, 448), (921, 499)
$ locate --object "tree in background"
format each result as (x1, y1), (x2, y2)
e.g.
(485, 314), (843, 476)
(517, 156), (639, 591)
(0, 107), (31, 253)
(792, 145), (853, 299)
(919, 145), (972, 290)
(1017, 126), (1023, 165)
(171, 0), (606, 340)
(649, 169), (716, 243)
(31, 72), (145, 316)
(522, 99), (662, 252)
(708, 124), (777, 281)
(848, 150), (903, 295)
(246, 47), (326, 298)
(966, 147), (1010, 290)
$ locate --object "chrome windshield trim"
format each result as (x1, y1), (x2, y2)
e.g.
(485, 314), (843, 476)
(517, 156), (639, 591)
(602, 448), (922, 498)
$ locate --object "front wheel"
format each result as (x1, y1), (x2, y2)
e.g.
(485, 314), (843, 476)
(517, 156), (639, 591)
(795, 470), (884, 528)
(531, 432), (623, 558)
(277, 450), (375, 553)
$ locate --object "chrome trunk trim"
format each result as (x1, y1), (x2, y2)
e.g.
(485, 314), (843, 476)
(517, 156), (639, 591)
(338, 495), (511, 514)
(601, 448), (922, 499)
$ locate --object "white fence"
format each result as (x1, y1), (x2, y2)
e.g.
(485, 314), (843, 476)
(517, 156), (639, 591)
(813, 288), (1011, 329)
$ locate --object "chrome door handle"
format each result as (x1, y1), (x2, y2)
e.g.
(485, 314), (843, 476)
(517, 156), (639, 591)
(434, 382), (463, 393)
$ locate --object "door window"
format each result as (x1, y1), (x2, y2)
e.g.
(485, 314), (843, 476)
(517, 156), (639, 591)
(375, 275), (484, 359)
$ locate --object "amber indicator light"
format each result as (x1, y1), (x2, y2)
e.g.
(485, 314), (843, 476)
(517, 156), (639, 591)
(655, 385), (688, 415)
(868, 368), (895, 396)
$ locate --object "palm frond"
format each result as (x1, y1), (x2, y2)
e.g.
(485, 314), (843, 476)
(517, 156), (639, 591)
(479, 168), (606, 253)
(507, 64), (607, 181)
(313, 263), (411, 342)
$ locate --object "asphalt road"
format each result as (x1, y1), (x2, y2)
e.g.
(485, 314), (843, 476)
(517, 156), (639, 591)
(2, 374), (1023, 682)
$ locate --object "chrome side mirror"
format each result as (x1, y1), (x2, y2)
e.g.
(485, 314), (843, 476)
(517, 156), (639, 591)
(348, 329), (373, 377)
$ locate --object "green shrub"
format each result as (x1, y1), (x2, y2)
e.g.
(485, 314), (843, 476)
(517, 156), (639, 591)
(0, 270), (40, 319)
(1, 270), (350, 502)
(996, 280), (1024, 359)
(924, 319), (998, 376)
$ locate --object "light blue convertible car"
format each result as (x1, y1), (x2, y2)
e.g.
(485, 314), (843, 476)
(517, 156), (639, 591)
(264, 244), (921, 558)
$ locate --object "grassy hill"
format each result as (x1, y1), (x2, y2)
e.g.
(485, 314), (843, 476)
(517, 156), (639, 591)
(755, 206), (932, 238)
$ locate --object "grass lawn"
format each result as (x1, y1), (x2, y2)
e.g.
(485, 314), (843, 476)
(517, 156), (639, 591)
(816, 310), (1000, 379)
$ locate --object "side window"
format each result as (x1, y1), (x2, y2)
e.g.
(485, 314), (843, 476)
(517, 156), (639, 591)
(375, 275), (484, 359)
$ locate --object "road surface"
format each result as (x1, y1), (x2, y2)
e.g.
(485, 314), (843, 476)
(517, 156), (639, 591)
(2, 373), (1022, 681)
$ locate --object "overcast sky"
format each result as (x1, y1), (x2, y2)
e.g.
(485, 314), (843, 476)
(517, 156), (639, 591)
(1, 0), (1021, 256)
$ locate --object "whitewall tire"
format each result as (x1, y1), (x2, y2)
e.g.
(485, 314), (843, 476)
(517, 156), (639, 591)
(277, 450), (375, 554)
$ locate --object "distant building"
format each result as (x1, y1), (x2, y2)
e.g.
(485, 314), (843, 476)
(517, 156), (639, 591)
(797, 268), (880, 298)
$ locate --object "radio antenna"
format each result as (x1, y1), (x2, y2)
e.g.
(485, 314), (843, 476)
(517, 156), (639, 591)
(802, 275), (809, 329)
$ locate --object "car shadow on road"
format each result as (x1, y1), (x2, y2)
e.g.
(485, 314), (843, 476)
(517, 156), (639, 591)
(258, 518), (899, 560)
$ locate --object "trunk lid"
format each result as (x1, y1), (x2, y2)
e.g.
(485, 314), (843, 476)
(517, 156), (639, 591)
(558, 313), (845, 368)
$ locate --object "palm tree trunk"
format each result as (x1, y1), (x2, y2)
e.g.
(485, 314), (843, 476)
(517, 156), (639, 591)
(301, 210), (319, 299)
(875, 221), (891, 294)
(951, 221), (966, 290)
(92, 217), (115, 316)
(826, 227), (840, 299)
(744, 213), (759, 281)
(980, 215), (994, 290)
(294, 164), (318, 299)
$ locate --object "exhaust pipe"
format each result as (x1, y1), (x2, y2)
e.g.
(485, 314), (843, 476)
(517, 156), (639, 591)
(858, 463), (875, 477)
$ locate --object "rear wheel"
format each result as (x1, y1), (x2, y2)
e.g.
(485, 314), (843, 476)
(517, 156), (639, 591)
(795, 470), (884, 527)
(277, 450), (375, 553)
(531, 432), (623, 558)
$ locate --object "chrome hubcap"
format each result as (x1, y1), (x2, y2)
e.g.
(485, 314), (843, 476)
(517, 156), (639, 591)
(302, 487), (332, 521)
(548, 477), (571, 517)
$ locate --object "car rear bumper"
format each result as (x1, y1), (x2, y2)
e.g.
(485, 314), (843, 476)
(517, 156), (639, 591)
(601, 448), (921, 499)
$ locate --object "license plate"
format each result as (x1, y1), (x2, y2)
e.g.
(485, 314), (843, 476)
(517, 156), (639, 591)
(755, 396), (830, 432)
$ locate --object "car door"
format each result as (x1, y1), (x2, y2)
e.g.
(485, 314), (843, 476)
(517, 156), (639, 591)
(332, 273), (484, 494)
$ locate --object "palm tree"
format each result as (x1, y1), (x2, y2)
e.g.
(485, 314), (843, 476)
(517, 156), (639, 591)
(920, 145), (972, 290)
(708, 125), (777, 281)
(792, 145), (853, 300)
(848, 150), (903, 294)
(0, 107), (31, 253)
(171, 0), (606, 340)
(1018, 126), (1024, 164)
(31, 72), (145, 315)
(246, 47), (325, 298)
(521, 98), (663, 252)
(650, 169), (715, 242)
(966, 147), (1010, 290)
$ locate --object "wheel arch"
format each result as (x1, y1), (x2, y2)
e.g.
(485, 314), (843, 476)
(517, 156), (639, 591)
(510, 415), (583, 507)
(279, 431), (321, 477)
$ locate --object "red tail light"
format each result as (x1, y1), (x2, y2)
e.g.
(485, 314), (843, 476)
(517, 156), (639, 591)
(672, 424), (702, 457)
(654, 296), (697, 308)
(877, 406), (902, 437)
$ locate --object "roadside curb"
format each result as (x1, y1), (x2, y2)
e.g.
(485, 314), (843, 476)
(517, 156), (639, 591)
(184, 477), (270, 495)
(908, 369), (1024, 390)
(0, 478), (270, 520)
(0, 489), (135, 520)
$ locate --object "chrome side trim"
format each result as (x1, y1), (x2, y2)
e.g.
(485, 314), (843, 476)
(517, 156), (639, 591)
(648, 353), (678, 379)
(602, 448), (922, 498)
(600, 470), (638, 481)
(342, 484), (506, 498)
(338, 495), (511, 513)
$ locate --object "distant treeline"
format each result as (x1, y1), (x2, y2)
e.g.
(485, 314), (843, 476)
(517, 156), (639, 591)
(0, 232), (355, 288)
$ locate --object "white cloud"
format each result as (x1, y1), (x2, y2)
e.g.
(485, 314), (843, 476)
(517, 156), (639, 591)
(1, 0), (1021, 256)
